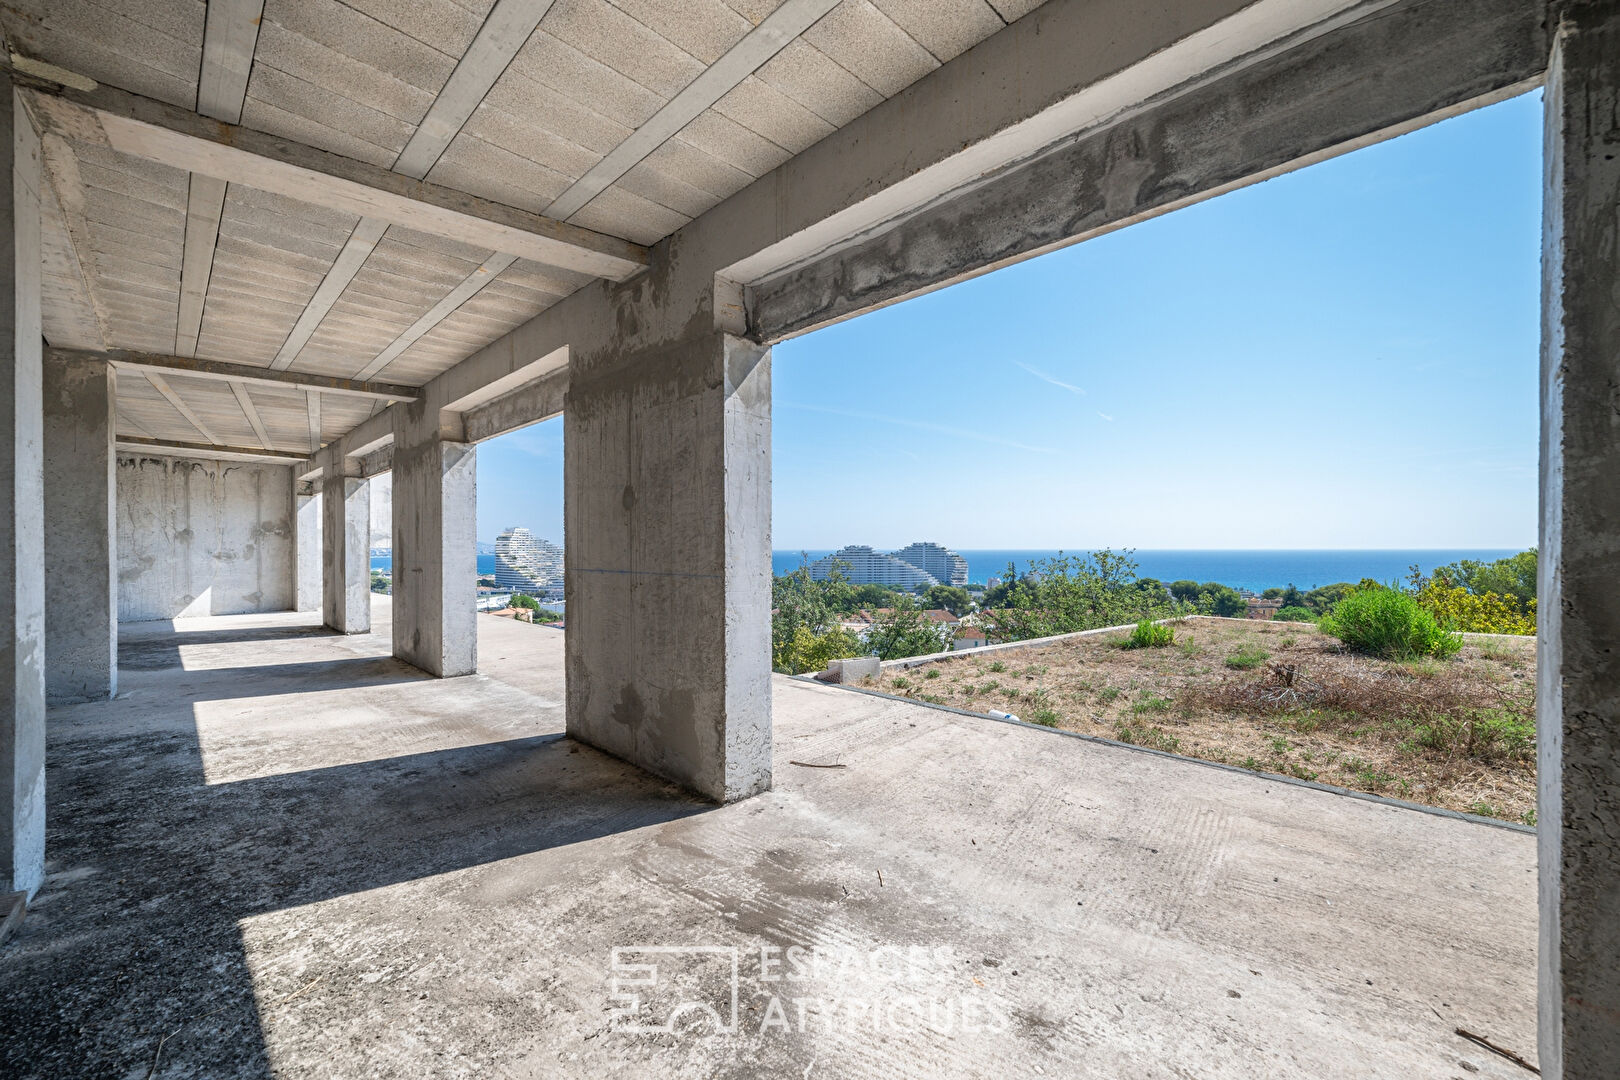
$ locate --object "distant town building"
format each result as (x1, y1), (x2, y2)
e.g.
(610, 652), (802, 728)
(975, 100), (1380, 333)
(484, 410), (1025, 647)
(494, 527), (564, 594)
(891, 541), (969, 586)
(476, 588), (513, 612)
(955, 625), (990, 651)
(808, 545), (939, 589)
(1246, 596), (1284, 620)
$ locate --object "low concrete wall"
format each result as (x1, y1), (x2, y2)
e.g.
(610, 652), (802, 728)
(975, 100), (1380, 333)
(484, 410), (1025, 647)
(116, 456), (295, 622)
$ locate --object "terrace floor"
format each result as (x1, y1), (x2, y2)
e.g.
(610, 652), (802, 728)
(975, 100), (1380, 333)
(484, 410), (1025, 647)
(0, 597), (1536, 1078)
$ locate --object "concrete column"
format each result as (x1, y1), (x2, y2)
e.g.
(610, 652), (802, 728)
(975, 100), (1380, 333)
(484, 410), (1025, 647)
(293, 483), (321, 613)
(1, 86), (45, 898)
(565, 331), (771, 803)
(320, 472), (369, 634)
(1541, 6), (1620, 1077)
(42, 355), (115, 702)
(392, 401), (476, 677)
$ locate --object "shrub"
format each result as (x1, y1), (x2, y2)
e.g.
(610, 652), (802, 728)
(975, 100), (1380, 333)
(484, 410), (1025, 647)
(1029, 706), (1060, 727)
(1114, 723), (1181, 753)
(1225, 646), (1271, 670)
(1122, 620), (1174, 649)
(1274, 606), (1316, 623)
(1131, 693), (1173, 715)
(1415, 580), (1535, 636)
(1320, 588), (1461, 659)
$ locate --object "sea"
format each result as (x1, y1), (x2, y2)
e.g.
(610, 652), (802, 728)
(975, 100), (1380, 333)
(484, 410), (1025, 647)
(372, 554), (499, 575)
(771, 549), (1522, 593)
(371, 549), (1519, 593)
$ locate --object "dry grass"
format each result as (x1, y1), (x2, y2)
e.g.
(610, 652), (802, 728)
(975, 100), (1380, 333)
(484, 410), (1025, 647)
(868, 618), (1536, 824)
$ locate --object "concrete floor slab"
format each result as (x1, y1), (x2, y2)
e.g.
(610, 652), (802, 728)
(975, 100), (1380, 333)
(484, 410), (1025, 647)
(0, 598), (1535, 1078)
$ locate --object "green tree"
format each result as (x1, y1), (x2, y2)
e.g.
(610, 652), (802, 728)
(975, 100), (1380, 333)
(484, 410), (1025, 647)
(1432, 549), (1536, 604)
(850, 583), (906, 611)
(1262, 587), (1285, 599)
(923, 584), (973, 615)
(986, 550), (1184, 642)
(510, 593), (540, 611)
(867, 597), (952, 660)
(771, 558), (857, 672)
(1195, 583), (1246, 618)
(1303, 582), (1356, 614)
(1168, 580), (1202, 603)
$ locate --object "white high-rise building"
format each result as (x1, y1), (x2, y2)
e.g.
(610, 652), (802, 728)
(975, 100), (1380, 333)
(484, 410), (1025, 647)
(808, 545), (939, 589)
(494, 527), (564, 594)
(891, 542), (969, 586)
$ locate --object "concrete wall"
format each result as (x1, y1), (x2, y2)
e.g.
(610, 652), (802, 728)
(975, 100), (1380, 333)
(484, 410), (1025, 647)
(116, 456), (295, 622)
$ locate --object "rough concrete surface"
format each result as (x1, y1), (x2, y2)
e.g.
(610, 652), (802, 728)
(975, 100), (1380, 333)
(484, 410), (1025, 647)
(1539, 7), (1620, 1075)
(117, 456), (294, 621)
(565, 332), (771, 803)
(43, 355), (116, 702)
(0, 597), (1536, 1078)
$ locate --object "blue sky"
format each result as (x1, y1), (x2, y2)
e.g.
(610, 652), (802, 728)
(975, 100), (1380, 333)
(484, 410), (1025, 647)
(477, 91), (1543, 550)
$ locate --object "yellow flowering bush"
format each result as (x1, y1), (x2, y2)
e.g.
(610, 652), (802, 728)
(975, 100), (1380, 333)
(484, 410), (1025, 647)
(1415, 580), (1535, 636)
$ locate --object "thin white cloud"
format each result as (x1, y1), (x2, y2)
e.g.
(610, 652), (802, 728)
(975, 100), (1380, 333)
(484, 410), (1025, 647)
(1096, 411), (1114, 422)
(1015, 361), (1086, 396)
(780, 401), (1054, 454)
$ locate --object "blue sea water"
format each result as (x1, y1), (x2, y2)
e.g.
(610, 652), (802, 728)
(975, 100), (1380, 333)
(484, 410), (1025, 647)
(372, 554), (499, 574)
(771, 549), (1521, 592)
(373, 550), (1519, 593)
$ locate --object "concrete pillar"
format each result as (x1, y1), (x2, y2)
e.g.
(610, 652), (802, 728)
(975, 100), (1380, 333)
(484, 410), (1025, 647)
(564, 331), (771, 803)
(42, 355), (115, 702)
(1, 86), (45, 898)
(1540, 6), (1620, 1076)
(320, 472), (369, 634)
(293, 483), (321, 613)
(392, 401), (476, 677)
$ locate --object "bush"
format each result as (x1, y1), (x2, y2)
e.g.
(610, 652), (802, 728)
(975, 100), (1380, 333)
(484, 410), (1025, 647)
(1273, 606), (1315, 623)
(1414, 580), (1535, 636)
(1122, 620), (1174, 649)
(1225, 646), (1270, 670)
(1320, 588), (1461, 659)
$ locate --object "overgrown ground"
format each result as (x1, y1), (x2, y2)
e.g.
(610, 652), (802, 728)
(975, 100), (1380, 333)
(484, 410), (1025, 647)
(869, 617), (1536, 824)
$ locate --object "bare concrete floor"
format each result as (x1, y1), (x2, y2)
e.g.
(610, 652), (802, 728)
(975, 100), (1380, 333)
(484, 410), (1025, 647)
(1, 598), (1535, 1078)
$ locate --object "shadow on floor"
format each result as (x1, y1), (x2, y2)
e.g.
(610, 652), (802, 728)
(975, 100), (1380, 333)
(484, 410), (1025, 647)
(0, 648), (707, 1078)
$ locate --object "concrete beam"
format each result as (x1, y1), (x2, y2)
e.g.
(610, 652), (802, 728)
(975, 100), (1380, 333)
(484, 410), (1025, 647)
(1539, 5), (1620, 1077)
(279, 0), (560, 378)
(139, 370), (217, 445)
(543, 0), (841, 221)
(352, 252), (518, 380)
(35, 131), (109, 347)
(49, 346), (421, 402)
(177, 1), (264, 357)
(195, 0), (262, 125)
(16, 80), (649, 281)
(115, 436), (305, 465)
(462, 367), (566, 445)
(43, 355), (115, 703)
(747, 0), (1549, 339)
(1, 84), (45, 899)
(174, 174), (226, 358)
(228, 380), (273, 451)
(305, 390), (320, 452)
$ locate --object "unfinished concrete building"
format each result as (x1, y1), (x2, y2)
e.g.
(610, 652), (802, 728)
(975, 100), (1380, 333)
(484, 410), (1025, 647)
(0, 0), (1613, 1076)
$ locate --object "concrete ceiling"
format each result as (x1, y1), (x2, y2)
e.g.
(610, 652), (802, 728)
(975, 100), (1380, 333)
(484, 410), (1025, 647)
(8, 0), (1046, 457)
